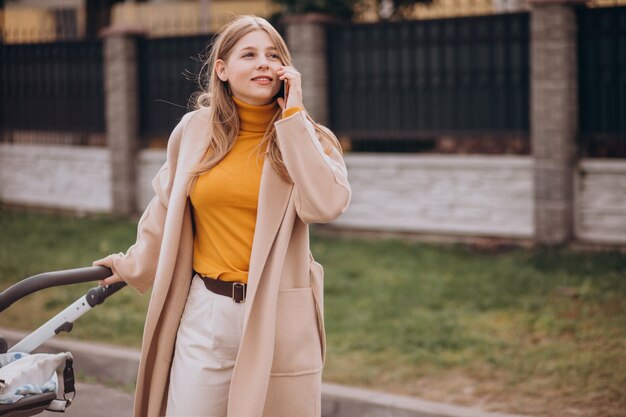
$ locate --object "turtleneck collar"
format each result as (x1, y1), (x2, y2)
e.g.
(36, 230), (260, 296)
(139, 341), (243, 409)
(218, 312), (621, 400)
(232, 95), (278, 133)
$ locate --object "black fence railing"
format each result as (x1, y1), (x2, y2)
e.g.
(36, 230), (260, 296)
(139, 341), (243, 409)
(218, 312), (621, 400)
(137, 34), (213, 147)
(327, 12), (530, 152)
(2, 5), (625, 156)
(577, 5), (626, 157)
(0, 40), (105, 136)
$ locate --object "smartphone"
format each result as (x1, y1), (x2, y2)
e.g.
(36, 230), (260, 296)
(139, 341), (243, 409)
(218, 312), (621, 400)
(273, 79), (288, 103)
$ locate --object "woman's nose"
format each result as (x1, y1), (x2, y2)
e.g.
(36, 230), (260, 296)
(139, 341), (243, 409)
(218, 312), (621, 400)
(256, 56), (269, 69)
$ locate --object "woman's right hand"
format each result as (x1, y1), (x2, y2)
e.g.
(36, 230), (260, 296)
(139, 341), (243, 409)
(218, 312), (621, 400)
(93, 255), (124, 287)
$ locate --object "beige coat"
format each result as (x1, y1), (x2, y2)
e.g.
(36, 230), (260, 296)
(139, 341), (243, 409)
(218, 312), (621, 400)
(96, 105), (351, 417)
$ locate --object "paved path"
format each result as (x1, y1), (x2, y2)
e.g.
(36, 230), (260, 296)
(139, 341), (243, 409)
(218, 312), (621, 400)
(40, 382), (133, 417)
(1, 327), (530, 417)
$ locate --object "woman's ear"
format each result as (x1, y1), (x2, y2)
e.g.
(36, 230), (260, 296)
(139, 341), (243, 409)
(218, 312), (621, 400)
(215, 59), (227, 82)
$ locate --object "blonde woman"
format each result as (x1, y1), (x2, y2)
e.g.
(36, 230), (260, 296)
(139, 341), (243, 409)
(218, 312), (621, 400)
(93, 14), (351, 417)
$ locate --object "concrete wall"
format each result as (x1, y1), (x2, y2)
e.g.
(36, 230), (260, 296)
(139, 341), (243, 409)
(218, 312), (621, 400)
(0, 143), (111, 213)
(2, 145), (625, 245)
(128, 152), (626, 244)
(576, 159), (626, 244)
(132, 152), (536, 239)
(337, 154), (534, 238)
(0, 144), (162, 214)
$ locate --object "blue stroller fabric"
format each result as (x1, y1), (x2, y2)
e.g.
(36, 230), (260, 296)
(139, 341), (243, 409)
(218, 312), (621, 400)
(0, 352), (70, 404)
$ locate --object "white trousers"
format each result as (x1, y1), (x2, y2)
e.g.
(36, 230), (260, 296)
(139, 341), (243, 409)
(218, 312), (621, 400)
(165, 274), (245, 417)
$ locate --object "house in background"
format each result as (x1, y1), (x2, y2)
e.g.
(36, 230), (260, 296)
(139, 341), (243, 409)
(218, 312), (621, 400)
(2, 0), (124, 42)
(1, 0), (276, 42)
(3, 0), (626, 43)
(5, 0), (592, 43)
(109, 0), (278, 36)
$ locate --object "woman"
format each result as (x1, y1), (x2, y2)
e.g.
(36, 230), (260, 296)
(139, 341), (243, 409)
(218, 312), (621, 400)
(93, 14), (351, 417)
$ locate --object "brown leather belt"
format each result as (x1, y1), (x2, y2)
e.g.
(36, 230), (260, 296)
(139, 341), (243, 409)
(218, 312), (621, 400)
(194, 272), (247, 303)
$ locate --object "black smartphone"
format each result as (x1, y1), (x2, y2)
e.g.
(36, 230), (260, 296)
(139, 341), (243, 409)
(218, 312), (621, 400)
(273, 79), (287, 103)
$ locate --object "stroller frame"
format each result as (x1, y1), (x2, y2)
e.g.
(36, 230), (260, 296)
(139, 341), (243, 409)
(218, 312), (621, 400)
(0, 267), (125, 416)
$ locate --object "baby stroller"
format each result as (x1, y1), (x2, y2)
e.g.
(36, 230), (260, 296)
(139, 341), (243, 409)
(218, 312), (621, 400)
(0, 266), (124, 416)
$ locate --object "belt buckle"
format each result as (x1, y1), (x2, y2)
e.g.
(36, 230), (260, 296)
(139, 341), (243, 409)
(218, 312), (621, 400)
(232, 282), (246, 303)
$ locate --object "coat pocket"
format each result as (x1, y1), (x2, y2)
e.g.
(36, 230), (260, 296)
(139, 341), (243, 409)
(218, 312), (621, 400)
(263, 372), (321, 417)
(309, 259), (326, 365)
(270, 287), (323, 376)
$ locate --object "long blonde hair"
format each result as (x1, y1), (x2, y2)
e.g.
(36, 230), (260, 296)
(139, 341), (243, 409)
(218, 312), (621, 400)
(189, 15), (342, 186)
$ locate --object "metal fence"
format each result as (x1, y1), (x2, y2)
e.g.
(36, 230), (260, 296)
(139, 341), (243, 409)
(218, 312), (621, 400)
(137, 34), (213, 147)
(1, 4), (624, 155)
(577, 5), (626, 157)
(0, 40), (105, 140)
(327, 12), (530, 152)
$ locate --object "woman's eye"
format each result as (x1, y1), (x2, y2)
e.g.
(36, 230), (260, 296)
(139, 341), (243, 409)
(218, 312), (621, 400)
(243, 52), (254, 57)
(270, 54), (280, 59)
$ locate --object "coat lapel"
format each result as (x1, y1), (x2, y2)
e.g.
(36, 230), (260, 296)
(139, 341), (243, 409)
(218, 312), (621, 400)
(143, 109), (213, 338)
(244, 147), (293, 317)
(227, 148), (293, 417)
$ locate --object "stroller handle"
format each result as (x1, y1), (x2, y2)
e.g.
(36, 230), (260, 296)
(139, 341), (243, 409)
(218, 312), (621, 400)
(0, 266), (116, 313)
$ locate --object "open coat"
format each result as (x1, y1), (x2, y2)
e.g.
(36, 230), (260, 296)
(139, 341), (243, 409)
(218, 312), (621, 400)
(96, 105), (351, 417)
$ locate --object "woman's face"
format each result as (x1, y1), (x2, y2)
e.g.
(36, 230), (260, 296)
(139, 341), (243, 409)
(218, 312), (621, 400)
(215, 30), (284, 106)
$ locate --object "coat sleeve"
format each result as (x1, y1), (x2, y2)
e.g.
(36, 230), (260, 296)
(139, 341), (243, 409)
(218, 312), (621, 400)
(274, 109), (351, 224)
(92, 115), (187, 294)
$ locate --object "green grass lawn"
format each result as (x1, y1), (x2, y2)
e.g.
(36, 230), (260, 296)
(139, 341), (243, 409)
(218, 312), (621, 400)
(0, 207), (624, 417)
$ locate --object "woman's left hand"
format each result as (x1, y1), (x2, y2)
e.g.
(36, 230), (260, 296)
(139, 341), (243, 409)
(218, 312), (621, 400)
(276, 65), (304, 110)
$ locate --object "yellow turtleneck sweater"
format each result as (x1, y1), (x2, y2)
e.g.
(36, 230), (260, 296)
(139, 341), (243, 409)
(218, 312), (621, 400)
(190, 96), (303, 283)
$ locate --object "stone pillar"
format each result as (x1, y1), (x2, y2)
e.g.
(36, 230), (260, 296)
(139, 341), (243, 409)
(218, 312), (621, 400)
(529, 0), (584, 244)
(282, 13), (338, 126)
(101, 27), (143, 216)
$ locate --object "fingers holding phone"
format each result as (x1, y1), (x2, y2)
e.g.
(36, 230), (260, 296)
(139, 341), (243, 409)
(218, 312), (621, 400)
(276, 66), (303, 110)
